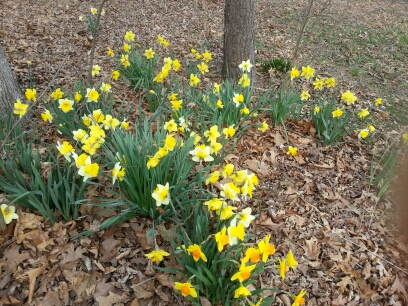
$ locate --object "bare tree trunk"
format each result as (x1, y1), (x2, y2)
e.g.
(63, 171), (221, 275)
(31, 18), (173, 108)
(223, 0), (255, 83)
(0, 43), (24, 117)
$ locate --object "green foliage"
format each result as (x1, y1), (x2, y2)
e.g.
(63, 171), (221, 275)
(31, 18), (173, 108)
(370, 144), (400, 198)
(259, 58), (291, 73)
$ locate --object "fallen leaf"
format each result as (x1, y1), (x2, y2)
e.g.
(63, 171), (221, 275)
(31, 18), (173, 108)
(95, 291), (128, 306)
(25, 261), (48, 304)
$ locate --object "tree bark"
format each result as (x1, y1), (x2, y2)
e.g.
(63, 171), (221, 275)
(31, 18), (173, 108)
(0, 43), (24, 118)
(223, 0), (255, 83)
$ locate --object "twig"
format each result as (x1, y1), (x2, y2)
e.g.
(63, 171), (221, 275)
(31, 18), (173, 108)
(132, 277), (155, 287)
(87, 0), (107, 85)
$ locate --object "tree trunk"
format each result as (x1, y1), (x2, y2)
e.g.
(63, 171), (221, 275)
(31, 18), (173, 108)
(223, 0), (255, 83)
(0, 43), (24, 118)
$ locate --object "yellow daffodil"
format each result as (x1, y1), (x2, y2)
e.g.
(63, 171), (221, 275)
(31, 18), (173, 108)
(202, 50), (212, 62)
(279, 258), (289, 279)
(25, 88), (37, 102)
(258, 234), (275, 262)
(107, 47), (114, 57)
(187, 244), (207, 262)
(242, 247), (261, 263)
(13, 99), (29, 118)
(174, 282), (197, 298)
(292, 289), (307, 306)
(86, 88), (99, 102)
(157, 34), (170, 47)
(223, 125), (236, 138)
(368, 124), (375, 132)
(147, 156), (160, 169)
(403, 133), (408, 143)
(56, 141), (75, 161)
(1, 204), (19, 224)
(220, 182), (240, 201)
(124, 31), (135, 42)
(222, 163), (234, 178)
(204, 125), (220, 143)
(341, 90), (357, 105)
(91, 7), (97, 14)
(164, 119), (178, 132)
(286, 249), (298, 269)
(74, 91), (82, 102)
(313, 77), (324, 90)
(144, 48), (155, 59)
(220, 205), (238, 221)
(111, 162), (125, 184)
(240, 107), (250, 115)
(205, 171), (220, 185)
(238, 207), (256, 228)
(300, 91), (310, 100)
(172, 59), (181, 71)
(301, 65), (315, 80)
(78, 156), (99, 181)
(234, 284), (251, 298)
(145, 249), (170, 263)
(216, 99), (224, 108)
(121, 54), (130, 67)
(189, 73), (200, 87)
(231, 261), (256, 282)
(197, 62), (209, 75)
(58, 98), (74, 113)
(233, 93), (244, 107)
(239, 73), (251, 88)
(72, 153), (89, 168)
(228, 218), (245, 245)
(359, 129), (369, 139)
(112, 70), (120, 80)
(258, 121), (268, 132)
(50, 88), (64, 100)
(332, 108), (343, 118)
(325, 77), (336, 88)
(72, 129), (88, 142)
(203, 198), (224, 211)
(291, 67), (300, 80)
(123, 43), (131, 52)
(91, 65), (100, 76)
(189, 145), (213, 162)
(41, 109), (53, 123)
(287, 146), (298, 157)
(152, 183), (170, 206)
(374, 98), (382, 106)
(215, 226), (230, 252)
(314, 106), (321, 114)
(358, 108), (370, 118)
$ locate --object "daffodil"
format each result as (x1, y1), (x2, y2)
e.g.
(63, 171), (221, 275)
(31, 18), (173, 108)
(220, 205), (238, 221)
(238, 207), (256, 228)
(189, 73), (200, 87)
(258, 234), (275, 262)
(292, 289), (307, 306)
(121, 54), (130, 67)
(239, 59), (253, 73)
(100, 83), (112, 93)
(291, 67), (300, 80)
(92, 109), (105, 123)
(332, 108), (343, 118)
(78, 156), (99, 181)
(74, 91), (82, 102)
(341, 90), (357, 105)
(189, 145), (213, 162)
(187, 244), (207, 262)
(202, 50), (212, 62)
(205, 171), (220, 185)
(13, 99), (29, 118)
(50, 88), (64, 100)
(203, 198), (224, 211)
(358, 108), (370, 118)
(233, 93), (244, 107)
(1, 204), (19, 224)
(374, 98), (382, 106)
(112, 70), (120, 80)
(107, 47), (114, 57)
(25, 88), (37, 102)
(231, 261), (256, 282)
(216, 99), (224, 108)
(152, 182), (170, 206)
(238, 73), (251, 88)
(91, 7), (97, 14)
(91, 65), (100, 76)
(197, 62), (209, 75)
(242, 247), (261, 263)
(358, 129), (369, 139)
(164, 119), (178, 132)
(220, 182), (240, 201)
(144, 48), (155, 59)
(86, 88), (99, 102)
(157, 34), (170, 47)
(301, 65), (315, 80)
(228, 218), (245, 245)
(279, 258), (289, 279)
(41, 109), (53, 123)
(234, 284), (251, 298)
(58, 98), (74, 113)
(145, 249), (170, 263)
(112, 162), (125, 184)
(72, 129), (88, 142)
(368, 124), (375, 132)
(170, 99), (183, 111)
(222, 163), (234, 178)
(240, 107), (250, 115)
(124, 31), (135, 42)
(72, 153), (88, 168)
(163, 134), (176, 151)
(313, 78), (324, 90)
(215, 226), (230, 252)
(204, 125), (220, 143)
(314, 106), (321, 114)
(300, 91), (310, 100)
(223, 125), (236, 138)
(172, 59), (181, 71)
(174, 282), (197, 298)
(287, 146), (298, 157)
(286, 249), (299, 269)
(325, 77), (336, 88)
(258, 121), (268, 132)
(56, 141), (75, 161)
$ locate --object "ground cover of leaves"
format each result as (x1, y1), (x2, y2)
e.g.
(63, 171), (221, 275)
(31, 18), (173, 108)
(1, 0), (408, 305)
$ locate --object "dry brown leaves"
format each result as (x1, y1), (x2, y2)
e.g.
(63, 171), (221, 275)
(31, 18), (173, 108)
(1, 0), (408, 305)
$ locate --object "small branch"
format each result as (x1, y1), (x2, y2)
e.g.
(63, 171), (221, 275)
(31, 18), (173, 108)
(87, 0), (108, 85)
